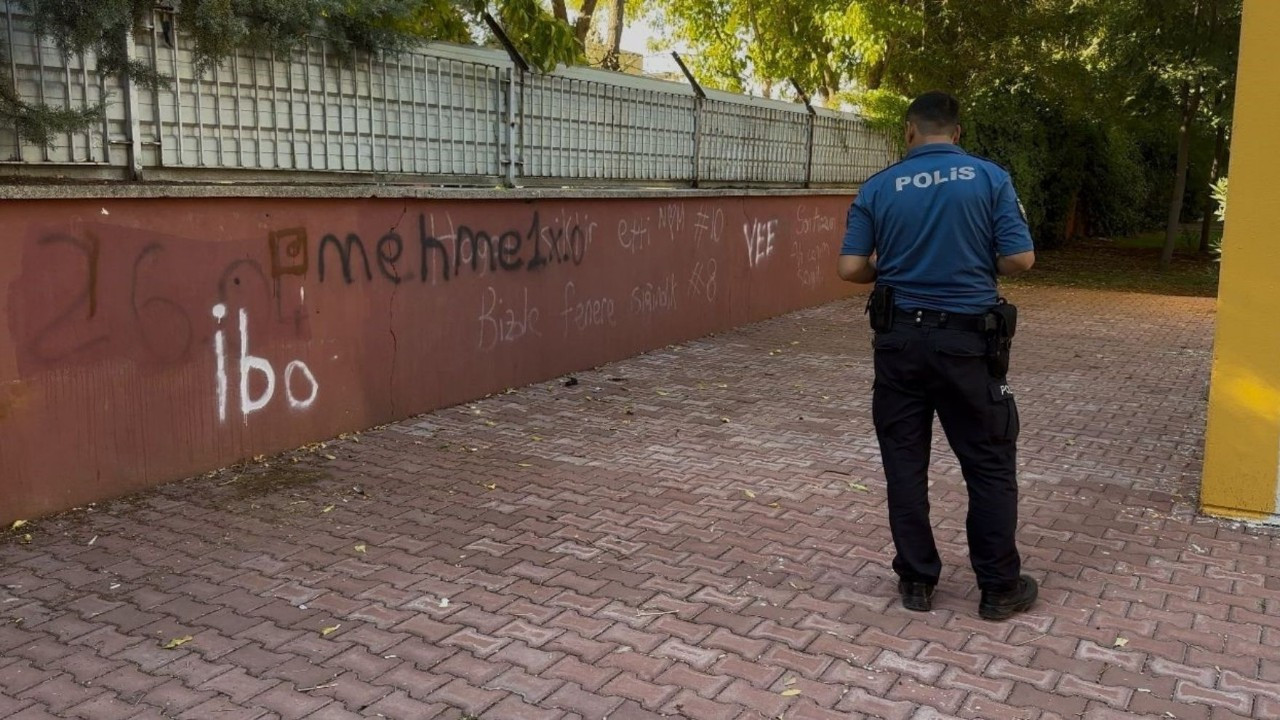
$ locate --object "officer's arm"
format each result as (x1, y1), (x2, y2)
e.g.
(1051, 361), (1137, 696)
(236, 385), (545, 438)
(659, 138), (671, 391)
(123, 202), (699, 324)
(993, 177), (1035, 275)
(838, 192), (876, 283)
(838, 253), (877, 284)
(997, 251), (1035, 276)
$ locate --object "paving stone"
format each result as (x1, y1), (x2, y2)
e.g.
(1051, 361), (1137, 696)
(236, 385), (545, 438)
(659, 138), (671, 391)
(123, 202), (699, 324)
(1, 290), (1271, 720)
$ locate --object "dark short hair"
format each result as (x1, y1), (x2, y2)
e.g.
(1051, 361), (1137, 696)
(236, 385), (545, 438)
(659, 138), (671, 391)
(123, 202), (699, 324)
(906, 91), (960, 134)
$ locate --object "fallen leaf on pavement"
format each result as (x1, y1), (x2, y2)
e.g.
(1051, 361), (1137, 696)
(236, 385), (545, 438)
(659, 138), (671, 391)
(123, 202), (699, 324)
(321, 504), (336, 513)
(780, 688), (801, 697)
(321, 625), (341, 636)
(1114, 637), (1129, 648)
(10, 520), (26, 531)
(354, 544), (367, 554)
(162, 636), (193, 649)
(744, 490), (756, 499)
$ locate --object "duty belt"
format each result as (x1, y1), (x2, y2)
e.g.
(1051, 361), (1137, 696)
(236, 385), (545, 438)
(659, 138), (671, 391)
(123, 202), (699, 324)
(894, 308), (987, 332)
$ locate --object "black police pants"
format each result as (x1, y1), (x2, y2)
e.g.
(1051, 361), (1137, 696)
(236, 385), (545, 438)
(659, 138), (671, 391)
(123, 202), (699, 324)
(871, 323), (1022, 592)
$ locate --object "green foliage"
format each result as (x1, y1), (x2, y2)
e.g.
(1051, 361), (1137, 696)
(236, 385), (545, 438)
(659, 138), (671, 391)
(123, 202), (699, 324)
(179, 0), (483, 72)
(645, 0), (1243, 254)
(1211, 177), (1228, 222)
(3, 0), (584, 144)
(495, 0), (581, 72)
(21, 0), (166, 86)
(0, 81), (103, 146)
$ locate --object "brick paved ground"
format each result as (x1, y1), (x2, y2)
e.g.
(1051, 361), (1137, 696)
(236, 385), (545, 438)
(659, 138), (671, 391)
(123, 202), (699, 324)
(3, 286), (1278, 720)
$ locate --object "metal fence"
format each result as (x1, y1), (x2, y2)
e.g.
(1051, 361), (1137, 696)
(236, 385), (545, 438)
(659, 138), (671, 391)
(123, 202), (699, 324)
(0, 3), (895, 187)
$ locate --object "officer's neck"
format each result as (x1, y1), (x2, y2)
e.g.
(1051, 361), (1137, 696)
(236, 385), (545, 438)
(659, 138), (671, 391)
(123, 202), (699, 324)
(907, 135), (956, 150)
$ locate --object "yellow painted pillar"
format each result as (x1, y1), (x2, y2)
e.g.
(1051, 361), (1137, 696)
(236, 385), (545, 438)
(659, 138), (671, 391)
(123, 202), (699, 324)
(1202, 0), (1280, 521)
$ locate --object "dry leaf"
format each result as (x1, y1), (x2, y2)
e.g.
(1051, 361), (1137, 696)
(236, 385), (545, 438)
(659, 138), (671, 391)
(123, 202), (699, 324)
(780, 688), (802, 697)
(1113, 637), (1129, 648)
(484, 421), (497, 427)
(784, 677), (798, 686)
(656, 390), (670, 396)
(162, 635), (193, 649)
(354, 544), (367, 554)
(847, 482), (869, 492)
(720, 417), (731, 424)
(517, 463), (533, 468)
(321, 504), (336, 514)
(10, 520), (26, 531)
(323, 454), (336, 460)
(484, 483), (497, 491)
(769, 502), (781, 509)
(18, 534), (31, 544)
(321, 625), (341, 636)
(531, 435), (543, 442)
(744, 490), (757, 499)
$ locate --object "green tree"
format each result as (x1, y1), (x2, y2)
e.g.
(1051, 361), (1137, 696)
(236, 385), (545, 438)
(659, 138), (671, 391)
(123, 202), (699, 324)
(1099, 0), (1241, 268)
(645, 0), (843, 100)
(645, 0), (1241, 255)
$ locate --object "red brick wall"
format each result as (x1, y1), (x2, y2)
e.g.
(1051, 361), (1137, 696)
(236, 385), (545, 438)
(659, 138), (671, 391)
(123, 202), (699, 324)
(0, 193), (854, 522)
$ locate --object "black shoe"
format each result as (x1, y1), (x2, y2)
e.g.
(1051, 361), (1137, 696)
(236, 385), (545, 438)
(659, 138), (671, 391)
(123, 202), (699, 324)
(979, 575), (1038, 621)
(898, 581), (935, 612)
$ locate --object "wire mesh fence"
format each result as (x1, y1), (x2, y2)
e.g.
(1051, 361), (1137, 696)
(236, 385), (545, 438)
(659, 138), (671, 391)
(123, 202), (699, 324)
(0, 3), (895, 187)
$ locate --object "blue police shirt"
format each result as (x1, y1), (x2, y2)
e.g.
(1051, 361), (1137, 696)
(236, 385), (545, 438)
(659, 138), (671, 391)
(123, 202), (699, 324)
(841, 143), (1034, 315)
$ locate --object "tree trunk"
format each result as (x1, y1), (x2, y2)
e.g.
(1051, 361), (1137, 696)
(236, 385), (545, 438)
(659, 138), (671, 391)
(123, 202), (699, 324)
(1063, 188), (1080, 244)
(1199, 122), (1227, 253)
(1161, 84), (1202, 269)
(602, 0), (625, 70)
(573, 0), (600, 46)
(552, 0), (568, 23)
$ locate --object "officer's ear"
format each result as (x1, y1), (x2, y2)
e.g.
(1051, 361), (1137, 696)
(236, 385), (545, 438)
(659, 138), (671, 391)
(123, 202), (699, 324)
(904, 120), (916, 146)
(951, 124), (963, 143)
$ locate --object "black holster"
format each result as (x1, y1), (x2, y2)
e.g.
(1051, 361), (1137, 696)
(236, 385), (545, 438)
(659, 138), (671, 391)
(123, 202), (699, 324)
(866, 285), (895, 333)
(983, 299), (1018, 378)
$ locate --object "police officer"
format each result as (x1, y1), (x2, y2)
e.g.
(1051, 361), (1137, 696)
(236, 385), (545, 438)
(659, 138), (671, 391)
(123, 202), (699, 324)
(837, 91), (1038, 620)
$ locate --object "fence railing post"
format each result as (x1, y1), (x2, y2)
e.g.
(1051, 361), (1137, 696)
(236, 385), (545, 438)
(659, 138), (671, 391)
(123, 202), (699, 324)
(122, 26), (144, 180)
(671, 52), (705, 188)
(483, 13), (528, 188)
(791, 79), (816, 188)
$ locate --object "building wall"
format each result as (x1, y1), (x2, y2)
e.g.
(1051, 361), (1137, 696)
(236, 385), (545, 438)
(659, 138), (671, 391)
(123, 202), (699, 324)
(0, 188), (856, 523)
(1201, 0), (1278, 521)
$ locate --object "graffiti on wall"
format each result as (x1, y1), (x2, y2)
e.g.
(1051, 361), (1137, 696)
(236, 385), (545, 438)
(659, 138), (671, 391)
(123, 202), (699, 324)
(9, 198), (847, 431)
